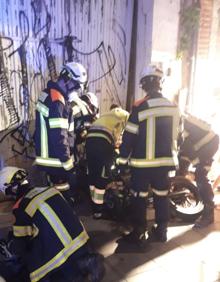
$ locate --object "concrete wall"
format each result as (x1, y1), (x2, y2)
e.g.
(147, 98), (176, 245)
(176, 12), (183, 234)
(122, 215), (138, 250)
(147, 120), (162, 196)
(134, 0), (181, 100)
(152, 0), (181, 101)
(133, 0), (154, 100)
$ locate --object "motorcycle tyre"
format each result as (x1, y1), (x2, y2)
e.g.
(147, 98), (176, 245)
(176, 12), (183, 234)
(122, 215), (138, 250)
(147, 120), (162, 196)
(169, 176), (204, 222)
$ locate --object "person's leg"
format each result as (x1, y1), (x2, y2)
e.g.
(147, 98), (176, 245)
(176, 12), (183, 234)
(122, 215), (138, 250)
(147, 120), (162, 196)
(86, 138), (114, 219)
(48, 171), (76, 207)
(150, 167), (170, 242)
(86, 139), (105, 217)
(194, 162), (214, 228)
(122, 168), (149, 243)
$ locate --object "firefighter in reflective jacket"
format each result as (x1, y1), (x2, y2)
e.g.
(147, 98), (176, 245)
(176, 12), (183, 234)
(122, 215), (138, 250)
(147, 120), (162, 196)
(0, 167), (105, 282)
(178, 114), (219, 228)
(85, 105), (129, 219)
(117, 65), (181, 245)
(68, 91), (99, 163)
(34, 62), (87, 202)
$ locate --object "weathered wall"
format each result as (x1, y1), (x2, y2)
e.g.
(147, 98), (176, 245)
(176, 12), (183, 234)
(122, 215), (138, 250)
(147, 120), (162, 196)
(191, 0), (220, 122)
(152, 0), (181, 101)
(0, 0), (134, 164)
(0, 0), (183, 167)
(133, 0), (181, 100)
(133, 0), (154, 100)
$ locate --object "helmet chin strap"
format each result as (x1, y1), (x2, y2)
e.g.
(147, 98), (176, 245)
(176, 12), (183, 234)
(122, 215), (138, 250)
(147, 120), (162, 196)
(5, 183), (18, 196)
(4, 179), (28, 197)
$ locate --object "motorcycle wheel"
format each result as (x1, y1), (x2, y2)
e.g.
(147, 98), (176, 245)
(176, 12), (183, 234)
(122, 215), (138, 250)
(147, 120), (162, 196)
(169, 176), (204, 222)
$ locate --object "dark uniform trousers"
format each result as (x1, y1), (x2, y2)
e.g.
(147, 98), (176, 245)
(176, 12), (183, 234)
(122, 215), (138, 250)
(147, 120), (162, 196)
(85, 137), (114, 212)
(180, 135), (219, 207)
(46, 167), (77, 206)
(130, 167), (170, 234)
(195, 135), (219, 206)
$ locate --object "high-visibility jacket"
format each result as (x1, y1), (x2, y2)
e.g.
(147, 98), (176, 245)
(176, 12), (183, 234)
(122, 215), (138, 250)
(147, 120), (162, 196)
(118, 94), (181, 168)
(86, 107), (129, 146)
(12, 186), (89, 282)
(34, 81), (74, 172)
(70, 95), (97, 136)
(179, 114), (219, 165)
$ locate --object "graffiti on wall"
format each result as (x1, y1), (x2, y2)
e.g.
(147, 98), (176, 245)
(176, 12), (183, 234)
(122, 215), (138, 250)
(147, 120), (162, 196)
(0, 0), (131, 160)
(0, 36), (19, 128)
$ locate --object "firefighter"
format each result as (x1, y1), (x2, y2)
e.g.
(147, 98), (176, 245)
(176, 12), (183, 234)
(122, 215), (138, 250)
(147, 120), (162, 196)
(0, 166), (105, 282)
(85, 105), (129, 219)
(178, 114), (219, 228)
(34, 62), (87, 204)
(68, 91), (99, 164)
(117, 65), (181, 246)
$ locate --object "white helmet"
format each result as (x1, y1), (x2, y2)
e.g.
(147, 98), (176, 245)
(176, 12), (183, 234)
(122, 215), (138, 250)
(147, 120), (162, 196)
(140, 65), (163, 81)
(140, 65), (163, 93)
(60, 62), (87, 86)
(0, 166), (28, 196)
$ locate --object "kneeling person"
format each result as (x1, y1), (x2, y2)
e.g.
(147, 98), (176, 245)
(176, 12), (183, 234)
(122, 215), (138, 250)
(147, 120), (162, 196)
(0, 166), (105, 282)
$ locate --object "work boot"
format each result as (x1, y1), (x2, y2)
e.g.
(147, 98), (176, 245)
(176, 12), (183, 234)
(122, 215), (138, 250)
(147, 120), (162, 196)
(193, 204), (214, 229)
(93, 212), (103, 219)
(121, 230), (149, 250)
(77, 253), (105, 282)
(92, 204), (103, 220)
(148, 224), (167, 242)
(122, 231), (145, 242)
(93, 210), (111, 220)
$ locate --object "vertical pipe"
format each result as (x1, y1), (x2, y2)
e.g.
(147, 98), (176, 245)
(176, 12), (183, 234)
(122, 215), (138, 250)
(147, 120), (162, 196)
(126, 0), (137, 111)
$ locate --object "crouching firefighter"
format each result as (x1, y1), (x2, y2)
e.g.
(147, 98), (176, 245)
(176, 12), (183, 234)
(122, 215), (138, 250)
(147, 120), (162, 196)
(85, 105), (129, 219)
(178, 114), (219, 228)
(0, 166), (105, 282)
(117, 65), (181, 246)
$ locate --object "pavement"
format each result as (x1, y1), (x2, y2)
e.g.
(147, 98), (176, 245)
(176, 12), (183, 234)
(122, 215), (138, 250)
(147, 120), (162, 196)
(0, 190), (220, 282)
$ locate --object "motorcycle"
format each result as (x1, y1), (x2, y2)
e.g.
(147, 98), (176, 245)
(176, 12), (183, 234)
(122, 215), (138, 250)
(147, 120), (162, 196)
(104, 168), (204, 223)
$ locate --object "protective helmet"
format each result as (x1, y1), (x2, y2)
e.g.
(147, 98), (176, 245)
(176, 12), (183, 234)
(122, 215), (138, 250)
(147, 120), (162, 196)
(140, 65), (163, 92)
(81, 92), (99, 115)
(0, 166), (28, 196)
(60, 62), (87, 88)
(140, 65), (163, 81)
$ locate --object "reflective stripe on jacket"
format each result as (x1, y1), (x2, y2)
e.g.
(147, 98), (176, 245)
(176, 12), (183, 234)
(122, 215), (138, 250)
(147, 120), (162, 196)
(13, 187), (89, 282)
(34, 81), (74, 171)
(118, 95), (181, 168)
(180, 114), (219, 165)
(87, 107), (129, 145)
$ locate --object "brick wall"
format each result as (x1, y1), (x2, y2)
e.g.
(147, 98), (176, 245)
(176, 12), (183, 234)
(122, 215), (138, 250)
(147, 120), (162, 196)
(197, 0), (214, 59)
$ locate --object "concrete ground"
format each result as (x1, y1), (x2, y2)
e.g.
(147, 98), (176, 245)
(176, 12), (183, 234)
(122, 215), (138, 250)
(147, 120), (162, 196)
(81, 191), (220, 282)
(0, 190), (220, 282)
